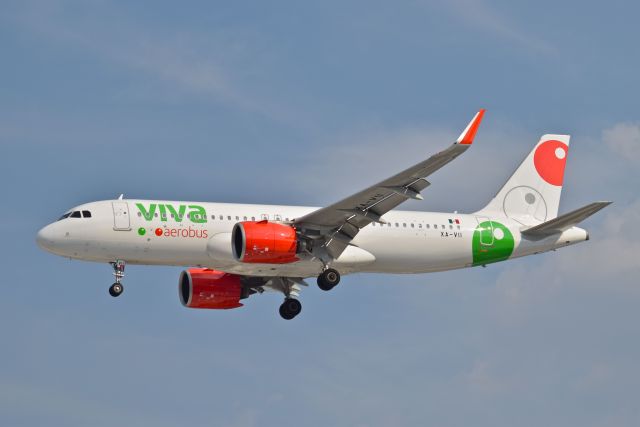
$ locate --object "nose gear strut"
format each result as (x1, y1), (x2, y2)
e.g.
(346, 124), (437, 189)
(109, 260), (125, 297)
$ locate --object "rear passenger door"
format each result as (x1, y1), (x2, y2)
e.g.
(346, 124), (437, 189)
(475, 216), (493, 246)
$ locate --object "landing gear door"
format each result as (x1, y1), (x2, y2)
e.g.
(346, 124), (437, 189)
(475, 216), (493, 246)
(112, 201), (131, 231)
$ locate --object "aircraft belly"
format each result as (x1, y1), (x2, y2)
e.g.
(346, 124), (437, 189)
(355, 229), (473, 273)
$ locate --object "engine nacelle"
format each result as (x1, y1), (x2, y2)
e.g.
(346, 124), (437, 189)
(232, 221), (298, 264)
(179, 268), (243, 309)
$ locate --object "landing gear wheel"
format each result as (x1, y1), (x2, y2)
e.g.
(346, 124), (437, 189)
(317, 268), (340, 291)
(279, 298), (302, 320)
(109, 260), (126, 298)
(109, 283), (124, 297)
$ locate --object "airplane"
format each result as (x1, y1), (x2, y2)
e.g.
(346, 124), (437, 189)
(36, 110), (611, 319)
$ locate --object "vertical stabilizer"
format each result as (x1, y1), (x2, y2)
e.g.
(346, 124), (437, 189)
(476, 134), (570, 225)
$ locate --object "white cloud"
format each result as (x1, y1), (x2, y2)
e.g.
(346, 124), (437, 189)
(7, 1), (292, 122)
(603, 122), (640, 164)
(288, 119), (532, 213)
(488, 198), (640, 326)
(442, 0), (555, 54)
(465, 360), (505, 394)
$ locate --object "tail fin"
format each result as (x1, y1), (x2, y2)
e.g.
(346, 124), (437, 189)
(477, 134), (570, 224)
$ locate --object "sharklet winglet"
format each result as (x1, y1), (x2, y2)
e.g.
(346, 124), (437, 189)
(456, 109), (485, 145)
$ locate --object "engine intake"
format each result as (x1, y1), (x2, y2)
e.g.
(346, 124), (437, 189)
(179, 268), (243, 309)
(232, 221), (298, 264)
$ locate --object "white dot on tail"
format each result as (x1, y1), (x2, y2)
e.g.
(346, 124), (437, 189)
(555, 147), (566, 159)
(493, 228), (504, 240)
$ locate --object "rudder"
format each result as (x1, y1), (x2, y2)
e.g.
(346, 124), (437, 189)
(476, 134), (570, 224)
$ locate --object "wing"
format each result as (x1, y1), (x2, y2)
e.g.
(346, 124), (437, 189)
(295, 109), (485, 259)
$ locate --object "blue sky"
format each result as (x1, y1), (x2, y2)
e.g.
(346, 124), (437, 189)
(2, 1), (640, 426)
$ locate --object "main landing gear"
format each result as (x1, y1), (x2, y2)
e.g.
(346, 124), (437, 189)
(276, 268), (340, 319)
(279, 298), (302, 320)
(317, 268), (340, 291)
(109, 260), (125, 297)
(273, 278), (303, 320)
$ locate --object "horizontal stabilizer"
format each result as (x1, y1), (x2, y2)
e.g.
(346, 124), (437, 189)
(521, 201), (612, 239)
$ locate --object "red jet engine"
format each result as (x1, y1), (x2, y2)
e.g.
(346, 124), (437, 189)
(179, 268), (243, 309)
(232, 221), (298, 264)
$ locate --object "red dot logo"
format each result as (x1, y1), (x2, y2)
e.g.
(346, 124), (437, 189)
(533, 140), (568, 186)
(155, 228), (163, 237)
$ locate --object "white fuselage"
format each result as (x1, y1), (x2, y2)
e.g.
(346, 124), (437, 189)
(36, 199), (588, 278)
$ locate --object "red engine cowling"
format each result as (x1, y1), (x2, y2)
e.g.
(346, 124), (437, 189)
(179, 268), (243, 309)
(232, 221), (298, 264)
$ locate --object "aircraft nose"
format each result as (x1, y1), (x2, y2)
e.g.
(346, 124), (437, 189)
(36, 224), (56, 252)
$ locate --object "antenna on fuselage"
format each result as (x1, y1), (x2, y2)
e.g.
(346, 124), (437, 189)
(117, 194), (124, 200)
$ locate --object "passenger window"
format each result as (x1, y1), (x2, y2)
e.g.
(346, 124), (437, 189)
(219, 215), (223, 220)
(70, 211), (81, 218)
(403, 223), (407, 228)
(411, 223), (414, 228)
(418, 224), (422, 228)
(395, 223), (399, 227)
(227, 216), (231, 220)
(457, 225), (461, 230)
(251, 216), (255, 221)
(235, 216), (239, 220)
(441, 225), (445, 229)
(243, 216), (247, 221)
(449, 225), (453, 229)
(211, 215), (215, 220)
(433, 224), (437, 228)
(137, 212), (142, 217)
(82, 210), (92, 218)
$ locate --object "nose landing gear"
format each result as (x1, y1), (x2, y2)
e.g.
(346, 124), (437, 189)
(109, 260), (125, 297)
(109, 282), (123, 297)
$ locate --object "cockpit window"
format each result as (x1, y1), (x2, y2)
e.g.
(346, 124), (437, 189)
(58, 210), (92, 220)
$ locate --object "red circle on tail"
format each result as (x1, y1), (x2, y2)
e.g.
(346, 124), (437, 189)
(155, 228), (163, 237)
(533, 140), (568, 186)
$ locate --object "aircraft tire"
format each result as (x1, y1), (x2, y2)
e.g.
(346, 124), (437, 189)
(317, 268), (340, 291)
(109, 283), (124, 297)
(279, 298), (302, 320)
